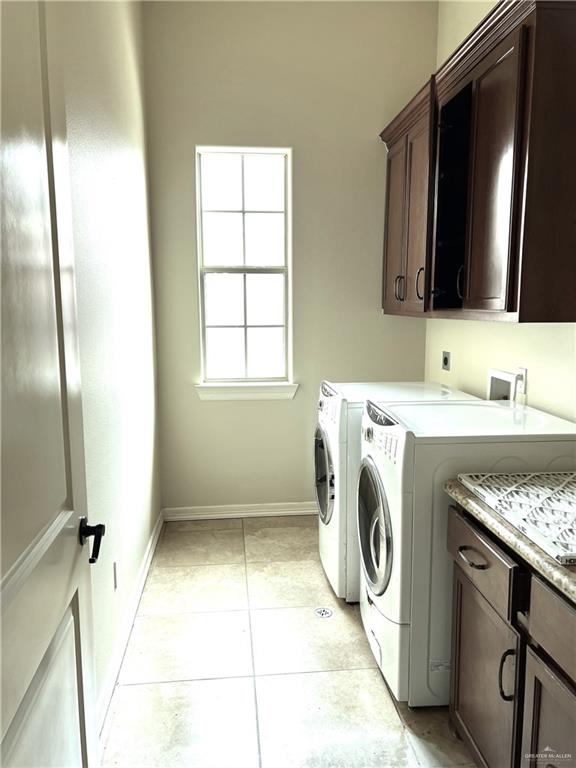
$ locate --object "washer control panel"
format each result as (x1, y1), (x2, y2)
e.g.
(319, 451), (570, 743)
(379, 433), (399, 460)
(373, 431), (398, 461)
(362, 402), (402, 465)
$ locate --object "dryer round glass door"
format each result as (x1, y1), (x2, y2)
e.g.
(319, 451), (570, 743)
(314, 426), (335, 525)
(357, 457), (393, 596)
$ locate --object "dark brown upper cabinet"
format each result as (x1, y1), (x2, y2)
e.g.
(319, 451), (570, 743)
(466, 29), (524, 311)
(382, 1), (576, 322)
(380, 79), (435, 316)
(432, 28), (526, 313)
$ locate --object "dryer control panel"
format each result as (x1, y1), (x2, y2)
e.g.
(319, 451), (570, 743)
(318, 381), (338, 418)
(320, 381), (337, 398)
(318, 387), (340, 431)
(366, 400), (398, 428)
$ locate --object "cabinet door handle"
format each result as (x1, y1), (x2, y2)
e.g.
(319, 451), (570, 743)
(415, 267), (425, 301)
(398, 275), (406, 301)
(457, 545), (489, 570)
(394, 275), (402, 301)
(497, 648), (516, 702)
(456, 265), (466, 300)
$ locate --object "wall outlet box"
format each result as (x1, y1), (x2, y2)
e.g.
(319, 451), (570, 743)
(442, 351), (451, 371)
(487, 368), (525, 401)
(517, 367), (528, 395)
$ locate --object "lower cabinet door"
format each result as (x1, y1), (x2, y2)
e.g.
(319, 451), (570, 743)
(521, 647), (576, 768)
(451, 566), (519, 768)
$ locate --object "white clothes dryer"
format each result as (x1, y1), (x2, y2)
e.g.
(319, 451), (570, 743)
(357, 399), (576, 706)
(314, 381), (478, 602)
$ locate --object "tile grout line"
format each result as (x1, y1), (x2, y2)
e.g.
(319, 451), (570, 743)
(151, 558), (322, 569)
(152, 561), (246, 568)
(250, 665), (379, 678)
(115, 665), (382, 689)
(116, 673), (256, 688)
(390, 693), (425, 767)
(242, 517), (263, 768)
(136, 601), (342, 619)
(150, 560), (246, 569)
(148, 556), (322, 570)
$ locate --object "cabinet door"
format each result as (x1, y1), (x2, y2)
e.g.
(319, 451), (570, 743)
(432, 83), (473, 310)
(402, 115), (430, 313)
(521, 647), (576, 768)
(382, 137), (406, 314)
(464, 28), (525, 311)
(451, 567), (519, 768)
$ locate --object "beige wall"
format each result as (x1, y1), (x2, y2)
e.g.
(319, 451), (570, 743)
(143, 2), (438, 509)
(45, 2), (160, 721)
(436, 0), (496, 66)
(426, 1), (576, 422)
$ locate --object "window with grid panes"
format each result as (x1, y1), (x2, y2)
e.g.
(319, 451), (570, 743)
(196, 147), (291, 382)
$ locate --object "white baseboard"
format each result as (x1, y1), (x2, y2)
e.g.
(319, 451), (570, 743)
(162, 501), (317, 521)
(97, 511), (164, 736)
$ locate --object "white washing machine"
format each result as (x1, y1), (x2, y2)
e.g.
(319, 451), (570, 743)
(314, 381), (478, 602)
(357, 399), (576, 706)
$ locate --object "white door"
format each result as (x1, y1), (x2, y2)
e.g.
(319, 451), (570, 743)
(1, 2), (98, 765)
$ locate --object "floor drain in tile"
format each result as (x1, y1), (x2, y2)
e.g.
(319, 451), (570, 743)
(314, 607), (333, 618)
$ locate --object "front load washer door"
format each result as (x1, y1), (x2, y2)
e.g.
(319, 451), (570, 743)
(357, 457), (393, 596)
(314, 426), (335, 525)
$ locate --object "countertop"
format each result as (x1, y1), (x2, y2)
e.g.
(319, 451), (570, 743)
(444, 478), (576, 605)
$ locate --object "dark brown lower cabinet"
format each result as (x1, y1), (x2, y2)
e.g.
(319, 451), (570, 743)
(451, 566), (520, 768)
(521, 647), (576, 768)
(448, 505), (576, 768)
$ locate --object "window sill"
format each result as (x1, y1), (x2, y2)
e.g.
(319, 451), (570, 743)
(195, 382), (299, 401)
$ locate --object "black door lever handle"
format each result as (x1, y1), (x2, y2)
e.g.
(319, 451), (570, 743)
(79, 517), (106, 564)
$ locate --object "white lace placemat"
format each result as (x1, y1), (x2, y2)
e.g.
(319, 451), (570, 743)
(458, 472), (576, 565)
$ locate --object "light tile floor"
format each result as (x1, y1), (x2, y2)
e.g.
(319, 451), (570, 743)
(102, 516), (475, 768)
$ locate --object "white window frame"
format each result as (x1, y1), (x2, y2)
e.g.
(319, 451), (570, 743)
(194, 146), (297, 401)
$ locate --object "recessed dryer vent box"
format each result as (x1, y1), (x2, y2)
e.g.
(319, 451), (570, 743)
(487, 369), (522, 401)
